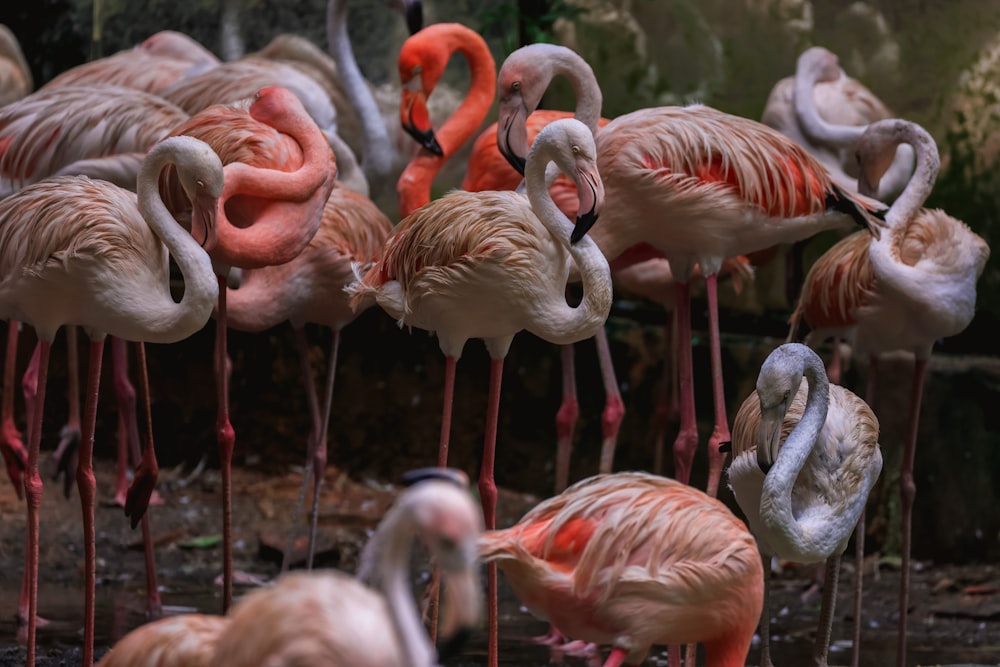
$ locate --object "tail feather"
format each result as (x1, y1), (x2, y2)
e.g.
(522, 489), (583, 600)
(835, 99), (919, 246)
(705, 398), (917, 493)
(825, 182), (887, 237)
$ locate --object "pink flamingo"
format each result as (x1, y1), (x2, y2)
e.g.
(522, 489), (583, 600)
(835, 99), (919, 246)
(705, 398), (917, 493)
(728, 343), (882, 667)
(498, 73), (884, 499)
(479, 471), (764, 667)
(95, 470), (483, 667)
(398, 32), (623, 492)
(0, 135), (223, 667)
(225, 183), (393, 569)
(0, 24), (32, 106)
(351, 118), (612, 667)
(160, 86), (335, 611)
(789, 118), (989, 667)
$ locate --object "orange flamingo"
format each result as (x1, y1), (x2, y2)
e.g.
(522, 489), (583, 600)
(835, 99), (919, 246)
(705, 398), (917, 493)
(0, 135), (223, 667)
(500, 88), (884, 501)
(225, 184), (393, 570)
(95, 470), (483, 667)
(728, 342), (882, 667)
(479, 471), (764, 667)
(160, 86), (335, 612)
(789, 118), (989, 667)
(0, 24), (32, 106)
(351, 118), (612, 667)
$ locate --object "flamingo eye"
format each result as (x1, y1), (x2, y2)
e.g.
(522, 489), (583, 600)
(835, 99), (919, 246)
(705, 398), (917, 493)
(412, 64), (422, 77)
(511, 81), (521, 92)
(572, 144), (580, 155)
(196, 179), (205, 189)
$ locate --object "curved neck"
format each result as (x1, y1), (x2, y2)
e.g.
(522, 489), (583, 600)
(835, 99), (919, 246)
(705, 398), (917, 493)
(880, 122), (938, 228)
(137, 144), (218, 336)
(760, 353), (829, 536)
(397, 27), (496, 216)
(546, 47), (603, 133)
(793, 67), (863, 149)
(524, 147), (611, 344)
(373, 504), (437, 667)
(327, 0), (393, 195)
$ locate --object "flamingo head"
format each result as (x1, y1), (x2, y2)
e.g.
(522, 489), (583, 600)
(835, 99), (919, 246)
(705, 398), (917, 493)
(538, 119), (603, 244)
(497, 53), (548, 175)
(856, 118), (934, 199)
(398, 32), (447, 156)
(247, 86), (309, 132)
(754, 344), (809, 473)
(796, 46), (844, 85)
(168, 136), (225, 251)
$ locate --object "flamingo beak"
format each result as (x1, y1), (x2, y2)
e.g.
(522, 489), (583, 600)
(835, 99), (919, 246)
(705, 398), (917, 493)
(403, 0), (423, 34)
(436, 558), (482, 661)
(192, 192), (219, 251)
(570, 164), (604, 244)
(497, 100), (529, 175)
(756, 403), (785, 474)
(400, 88), (443, 156)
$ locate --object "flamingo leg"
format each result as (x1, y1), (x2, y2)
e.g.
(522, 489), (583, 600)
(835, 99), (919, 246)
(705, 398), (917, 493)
(671, 281), (697, 485)
(554, 343), (578, 493)
(896, 356), (928, 667)
(480, 356), (503, 667)
(812, 554), (841, 667)
(282, 327), (324, 572)
(758, 550), (775, 667)
(130, 341), (162, 619)
(602, 647), (628, 667)
(50, 326), (81, 499)
(652, 309), (678, 476)
(77, 339), (104, 667)
(428, 353), (459, 642)
(110, 337), (136, 508)
(852, 354), (879, 667)
(120, 340), (159, 527)
(306, 329), (339, 570)
(1, 320), (26, 499)
(594, 327), (624, 474)
(21, 339), (50, 666)
(703, 273), (730, 499)
(215, 276), (237, 612)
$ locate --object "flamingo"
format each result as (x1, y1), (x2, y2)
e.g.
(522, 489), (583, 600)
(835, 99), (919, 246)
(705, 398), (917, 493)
(0, 135), (223, 667)
(160, 85), (336, 611)
(728, 342), (882, 667)
(350, 118), (612, 667)
(498, 80), (884, 501)
(479, 471), (764, 667)
(788, 118), (989, 667)
(224, 183), (393, 570)
(399, 34), (623, 492)
(136, 30), (221, 69)
(0, 24), (32, 106)
(95, 469), (483, 667)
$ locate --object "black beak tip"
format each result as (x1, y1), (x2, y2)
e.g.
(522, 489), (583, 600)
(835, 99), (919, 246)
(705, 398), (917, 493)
(401, 467), (469, 489)
(718, 440), (732, 454)
(403, 125), (444, 157)
(571, 209), (598, 244)
(405, 0), (423, 35)
(436, 627), (472, 662)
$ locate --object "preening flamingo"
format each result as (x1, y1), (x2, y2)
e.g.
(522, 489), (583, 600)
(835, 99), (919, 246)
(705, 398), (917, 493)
(0, 24), (32, 106)
(0, 135), (223, 667)
(789, 118), (989, 667)
(96, 469), (483, 667)
(160, 86), (335, 612)
(225, 183), (393, 569)
(497, 57), (885, 500)
(479, 471), (764, 667)
(350, 118), (612, 667)
(728, 343), (882, 667)
(760, 46), (913, 201)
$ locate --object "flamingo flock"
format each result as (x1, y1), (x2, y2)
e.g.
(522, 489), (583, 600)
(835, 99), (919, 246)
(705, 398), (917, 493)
(0, 5), (991, 667)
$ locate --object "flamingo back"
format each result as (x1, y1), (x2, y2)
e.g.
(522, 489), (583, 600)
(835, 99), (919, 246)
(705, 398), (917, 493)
(0, 85), (188, 196)
(42, 51), (197, 95)
(95, 614), (227, 667)
(0, 25), (32, 106)
(791, 230), (874, 332)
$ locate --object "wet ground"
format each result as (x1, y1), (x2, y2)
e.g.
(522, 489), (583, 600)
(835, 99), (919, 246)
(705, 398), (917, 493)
(1, 460), (999, 667)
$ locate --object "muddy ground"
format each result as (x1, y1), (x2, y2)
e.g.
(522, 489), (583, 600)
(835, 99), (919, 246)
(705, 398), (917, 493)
(0, 459), (999, 667)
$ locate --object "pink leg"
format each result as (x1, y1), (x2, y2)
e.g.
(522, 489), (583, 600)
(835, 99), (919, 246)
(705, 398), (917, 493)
(111, 337), (138, 507)
(1, 320), (26, 498)
(282, 327), (324, 573)
(595, 327), (624, 475)
(429, 354), (459, 642)
(703, 274), (730, 499)
(652, 310), (678, 476)
(130, 342), (162, 618)
(77, 339), (104, 667)
(215, 278), (237, 612)
(306, 330), (339, 570)
(603, 647), (628, 667)
(21, 339), (50, 666)
(758, 551), (776, 667)
(897, 356), (928, 667)
(671, 281), (698, 485)
(480, 357), (503, 667)
(50, 326), (81, 499)
(554, 344), (578, 493)
(852, 355), (879, 667)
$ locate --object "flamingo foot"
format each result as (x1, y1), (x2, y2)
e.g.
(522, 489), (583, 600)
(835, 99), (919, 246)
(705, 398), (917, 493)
(124, 468), (158, 529)
(49, 424), (81, 499)
(111, 486), (162, 508)
(1, 435), (26, 500)
(532, 625), (567, 646)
